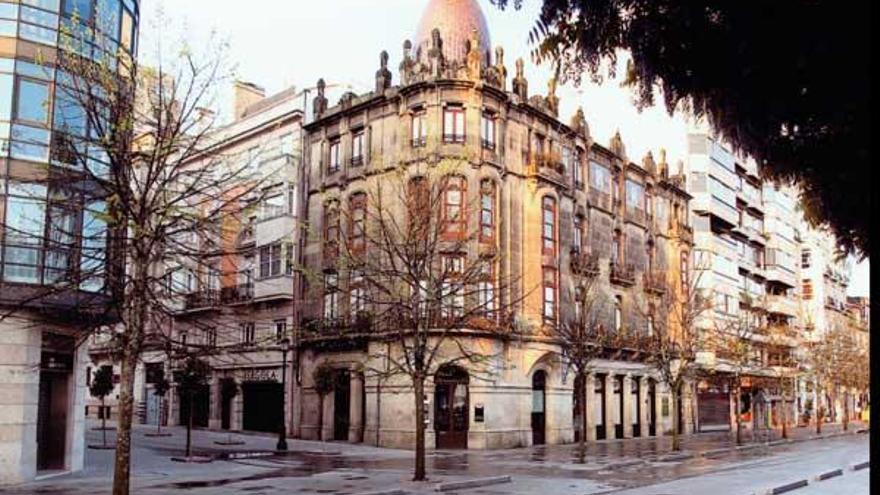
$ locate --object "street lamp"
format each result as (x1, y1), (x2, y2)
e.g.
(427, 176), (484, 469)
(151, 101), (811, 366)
(277, 337), (290, 451)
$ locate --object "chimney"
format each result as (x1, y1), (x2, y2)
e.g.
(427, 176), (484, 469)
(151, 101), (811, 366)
(193, 107), (216, 134)
(233, 81), (265, 120)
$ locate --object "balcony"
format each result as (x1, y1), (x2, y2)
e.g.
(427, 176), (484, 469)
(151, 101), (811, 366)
(764, 264), (797, 288)
(481, 138), (496, 151)
(254, 275), (294, 301)
(765, 294), (799, 318)
(570, 251), (600, 277)
(350, 155), (364, 167)
(643, 271), (667, 295)
(411, 136), (427, 148)
(625, 207), (647, 225)
(609, 261), (636, 287)
(183, 289), (219, 311)
(221, 283), (254, 304)
(588, 187), (612, 211)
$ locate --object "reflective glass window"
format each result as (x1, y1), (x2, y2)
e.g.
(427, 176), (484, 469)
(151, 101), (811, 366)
(0, 74), (13, 120)
(16, 79), (50, 124)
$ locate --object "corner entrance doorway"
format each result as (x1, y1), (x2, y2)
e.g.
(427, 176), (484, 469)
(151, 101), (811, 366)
(333, 370), (351, 441)
(531, 371), (546, 445)
(434, 365), (469, 449)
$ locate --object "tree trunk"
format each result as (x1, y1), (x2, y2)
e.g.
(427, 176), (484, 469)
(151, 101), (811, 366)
(843, 391), (849, 431)
(579, 371), (588, 455)
(670, 382), (681, 452)
(111, 348), (139, 495)
(413, 375), (427, 481)
(186, 391), (193, 457)
(735, 380), (742, 446)
(101, 396), (107, 446)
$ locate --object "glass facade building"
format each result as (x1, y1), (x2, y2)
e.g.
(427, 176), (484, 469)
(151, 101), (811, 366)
(0, 0), (139, 483)
(0, 0), (138, 311)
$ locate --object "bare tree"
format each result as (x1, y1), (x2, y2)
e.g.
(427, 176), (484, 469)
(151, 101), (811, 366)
(636, 269), (712, 451)
(553, 276), (616, 453)
(712, 293), (761, 445)
(761, 320), (800, 439)
(804, 326), (850, 434)
(301, 163), (524, 480)
(0, 12), (285, 494)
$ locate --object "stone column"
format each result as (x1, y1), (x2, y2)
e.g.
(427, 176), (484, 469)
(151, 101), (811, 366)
(622, 374), (634, 438)
(349, 373), (364, 443)
(638, 376), (649, 438)
(654, 382), (666, 435)
(604, 374), (616, 440)
(584, 373), (597, 442)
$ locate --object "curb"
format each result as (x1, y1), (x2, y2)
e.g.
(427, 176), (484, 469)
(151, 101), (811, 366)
(609, 459), (646, 468)
(435, 475), (512, 492)
(754, 460), (869, 495)
(354, 490), (406, 495)
(657, 453), (693, 462)
(813, 468), (842, 481)
(221, 451), (274, 460)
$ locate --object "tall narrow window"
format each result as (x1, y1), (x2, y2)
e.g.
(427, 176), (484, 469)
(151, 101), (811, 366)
(349, 193), (367, 254)
(443, 105), (465, 143)
(589, 161), (612, 208)
(207, 327), (217, 347)
(259, 243), (282, 278)
(324, 201), (339, 260)
(614, 296), (623, 332)
(351, 130), (364, 166)
(274, 319), (286, 342)
(408, 176), (429, 234)
(443, 176), (466, 237)
(477, 261), (495, 316)
(241, 323), (255, 346)
(573, 149), (584, 189)
(442, 255), (465, 319)
(542, 196), (556, 256)
(323, 273), (339, 320)
(480, 180), (495, 242)
(801, 249), (811, 269)
(543, 267), (557, 322)
(411, 110), (427, 147)
(802, 279), (813, 300)
(350, 270), (366, 317)
(573, 215), (584, 254)
(328, 139), (340, 174)
(481, 112), (496, 150)
(680, 251), (690, 295)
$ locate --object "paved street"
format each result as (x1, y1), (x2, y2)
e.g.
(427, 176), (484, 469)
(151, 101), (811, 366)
(0, 420), (868, 495)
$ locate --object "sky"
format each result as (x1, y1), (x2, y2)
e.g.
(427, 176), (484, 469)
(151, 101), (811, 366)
(141, 0), (868, 297)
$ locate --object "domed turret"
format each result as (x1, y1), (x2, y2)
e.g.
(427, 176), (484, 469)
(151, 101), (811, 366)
(415, 0), (491, 64)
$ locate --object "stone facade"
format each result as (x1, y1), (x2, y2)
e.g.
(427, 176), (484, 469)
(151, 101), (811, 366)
(293, 0), (694, 450)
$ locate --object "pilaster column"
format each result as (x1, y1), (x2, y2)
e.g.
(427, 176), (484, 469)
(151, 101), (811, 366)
(622, 374), (634, 438)
(349, 373), (364, 443)
(604, 374), (616, 440)
(638, 376), (649, 437)
(584, 373), (597, 442)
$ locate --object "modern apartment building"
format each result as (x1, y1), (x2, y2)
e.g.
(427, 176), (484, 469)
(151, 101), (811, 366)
(686, 131), (803, 432)
(0, 0), (139, 483)
(294, 0), (695, 450)
(156, 82), (304, 434)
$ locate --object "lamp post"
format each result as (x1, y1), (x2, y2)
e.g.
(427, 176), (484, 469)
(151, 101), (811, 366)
(277, 337), (290, 451)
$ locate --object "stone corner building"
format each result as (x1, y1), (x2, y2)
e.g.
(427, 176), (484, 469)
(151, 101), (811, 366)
(294, 0), (694, 450)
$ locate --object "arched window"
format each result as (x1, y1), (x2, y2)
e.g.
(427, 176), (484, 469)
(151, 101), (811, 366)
(542, 196), (556, 256)
(480, 180), (495, 242)
(349, 193), (367, 254)
(443, 176), (466, 238)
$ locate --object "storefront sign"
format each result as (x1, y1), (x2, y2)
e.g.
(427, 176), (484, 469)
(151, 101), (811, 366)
(240, 368), (279, 383)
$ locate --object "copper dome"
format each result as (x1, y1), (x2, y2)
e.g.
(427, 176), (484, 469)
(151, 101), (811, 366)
(415, 0), (492, 63)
